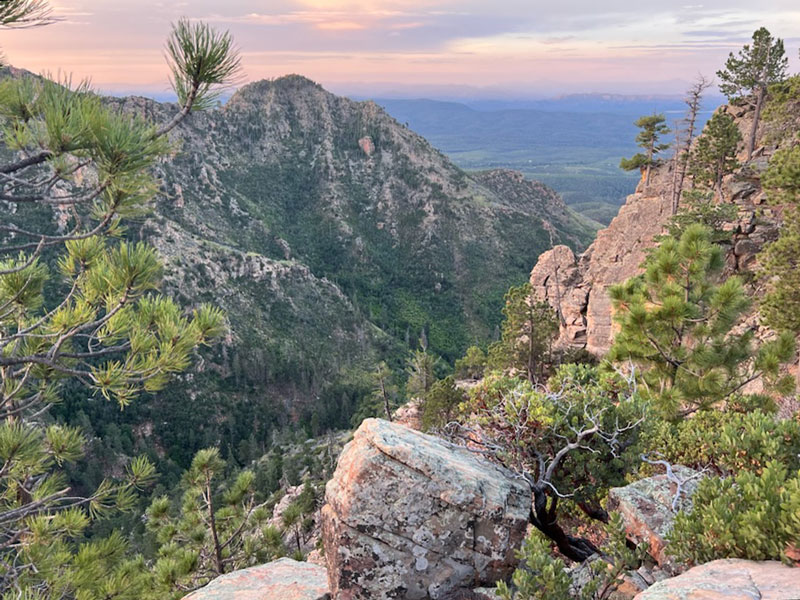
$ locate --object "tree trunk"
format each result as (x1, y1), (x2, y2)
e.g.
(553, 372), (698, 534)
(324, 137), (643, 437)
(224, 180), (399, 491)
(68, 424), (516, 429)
(380, 378), (392, 421)
(206, 476), (225, 575)
(530, 484), (599, 562)
(747, 85), (766, 160)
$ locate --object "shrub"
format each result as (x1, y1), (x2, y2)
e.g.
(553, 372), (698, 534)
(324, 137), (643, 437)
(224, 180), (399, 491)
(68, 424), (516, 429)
(668, 460), (800, 564)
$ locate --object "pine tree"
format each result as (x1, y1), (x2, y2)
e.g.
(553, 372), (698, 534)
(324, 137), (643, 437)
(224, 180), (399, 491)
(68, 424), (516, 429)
(146, 449), (280, 596)
(420, 375), (465, 431)
(670, 76), (713, 214)
(608, 224), (795, 420)
(760, 144), (800, 332)
(0, 10), (241, 596)
(405, 349), (438, 398)
(454, 345), (487, 380)
(619, 114), (671, 187)
(0, 0), (54, 31)
(688, 111), (742, 198)
(461, 365), (645, 561)
(373, 361), (397, 420)
(717, 27), (788, 159)
(487, 283), (558, 384)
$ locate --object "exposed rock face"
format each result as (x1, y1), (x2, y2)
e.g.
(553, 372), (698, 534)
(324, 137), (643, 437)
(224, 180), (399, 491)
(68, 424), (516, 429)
(607, 467), (703, 573)
(530, 104), (781, 356)
(184, 558), (330, 600)
(321, 418), (531, 599)
(529, 245), (587, 347)
(391, 399), (423, 430)
(268, 484), (322, 556)
(633, 559), (800, 600)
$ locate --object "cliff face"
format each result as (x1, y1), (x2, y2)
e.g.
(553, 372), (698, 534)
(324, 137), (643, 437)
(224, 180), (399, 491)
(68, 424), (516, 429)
(530, 102), (782, 357)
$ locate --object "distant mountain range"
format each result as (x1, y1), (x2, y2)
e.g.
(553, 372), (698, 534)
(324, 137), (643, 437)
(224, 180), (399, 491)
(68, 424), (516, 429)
(372, 95), (718, 225)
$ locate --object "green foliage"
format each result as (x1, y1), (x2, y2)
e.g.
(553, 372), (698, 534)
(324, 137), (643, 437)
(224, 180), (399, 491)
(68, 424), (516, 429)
(619, 114), (670, 185)
(498, 513), (647, 600)
(717, 27), (788, 158)
(454, 345), (487, 380)
(405, 349), (439, 398)
(0, 0), (52, 29)
(282, 482), (320, 554)
(668, 461), (800, 564)
(463, 365), (644, 516)
(761, 210), (800, 332)
(666, 189), (737, 241)
(608, 224), (795, 419)
(643, 410), (800, 477)
(166, 19), (242, 112)
(487, 283), (558, 383)
(763, 74), (800, 144)
(763, 145), (800, 202)
(0, 13), (240, 597)
(497, 531), (572, 600)
(717, 27), (788, 103)
(758, 145), (800, 332)
(146, 448), (279, 595)
(420, 376), (466, 431)
(687, 112), (741, 193)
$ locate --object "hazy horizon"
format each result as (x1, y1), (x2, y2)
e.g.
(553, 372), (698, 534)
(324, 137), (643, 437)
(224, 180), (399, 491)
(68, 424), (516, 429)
(3, 0), (798, 100)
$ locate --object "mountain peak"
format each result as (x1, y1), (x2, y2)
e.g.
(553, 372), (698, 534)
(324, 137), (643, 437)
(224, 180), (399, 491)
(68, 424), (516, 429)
(228, 74), (325, 106)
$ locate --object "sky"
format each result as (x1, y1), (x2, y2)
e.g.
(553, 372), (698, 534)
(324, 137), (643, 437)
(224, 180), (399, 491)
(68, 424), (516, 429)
(2, 0), (800, 99)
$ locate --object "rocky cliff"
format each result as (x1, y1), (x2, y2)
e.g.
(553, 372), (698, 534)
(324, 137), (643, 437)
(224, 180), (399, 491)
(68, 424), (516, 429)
(530, 101), (784, 357)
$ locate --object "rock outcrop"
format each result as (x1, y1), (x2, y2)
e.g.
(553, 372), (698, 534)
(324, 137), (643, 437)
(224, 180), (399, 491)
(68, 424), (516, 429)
(184, 558), (330, 600)
(321, 418), (531, 599)
(391, 399), (423, 430)
(607, 467), (703, 573)
(268, 484), (323, 556)
(530, 104), (781, 356)
(633, 559), (800, 600)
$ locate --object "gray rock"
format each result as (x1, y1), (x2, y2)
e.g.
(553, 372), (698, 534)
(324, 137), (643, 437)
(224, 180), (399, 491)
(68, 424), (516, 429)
(633, 559), (800, 599)
(322, 418), (531, 599)
(607, 467), (703, 574)
(184, 558), (330, 600)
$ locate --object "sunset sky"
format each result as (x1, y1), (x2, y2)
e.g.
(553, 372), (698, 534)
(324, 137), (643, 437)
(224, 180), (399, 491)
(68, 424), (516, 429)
(3, 0), (800, 98)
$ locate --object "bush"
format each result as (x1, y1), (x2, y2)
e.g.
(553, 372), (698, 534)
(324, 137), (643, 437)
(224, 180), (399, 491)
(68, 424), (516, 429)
(643, 409), (800, 476)
(498, 512), (647, 600)
(668, 461), (800, 564)
(420, 376), (466, 431)
(454, 345), (487, 380)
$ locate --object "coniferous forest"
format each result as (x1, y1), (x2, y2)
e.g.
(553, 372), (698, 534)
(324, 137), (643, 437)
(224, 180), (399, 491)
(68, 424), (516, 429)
(1, 2), (800, 598)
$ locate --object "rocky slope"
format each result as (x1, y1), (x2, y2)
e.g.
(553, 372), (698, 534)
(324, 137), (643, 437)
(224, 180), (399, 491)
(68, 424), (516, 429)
(126, 75), (593, 364)
(78, 75), (592, 463)
(530, 101), (786, 357)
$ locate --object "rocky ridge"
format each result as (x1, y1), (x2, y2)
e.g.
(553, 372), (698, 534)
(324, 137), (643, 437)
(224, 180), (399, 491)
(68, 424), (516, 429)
(530, 102), (783, 357)
(97, 74), (596, 451)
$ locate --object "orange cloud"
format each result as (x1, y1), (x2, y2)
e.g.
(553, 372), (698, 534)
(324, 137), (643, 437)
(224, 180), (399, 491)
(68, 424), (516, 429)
(315, 20), (367, 30)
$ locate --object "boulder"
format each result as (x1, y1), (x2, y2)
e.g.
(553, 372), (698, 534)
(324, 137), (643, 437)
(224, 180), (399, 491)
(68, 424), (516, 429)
(633, 559), (800, 600)
(321, 418), (531, 599)
(184, 558), (330, 600)
(607, 467), (702, 573)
